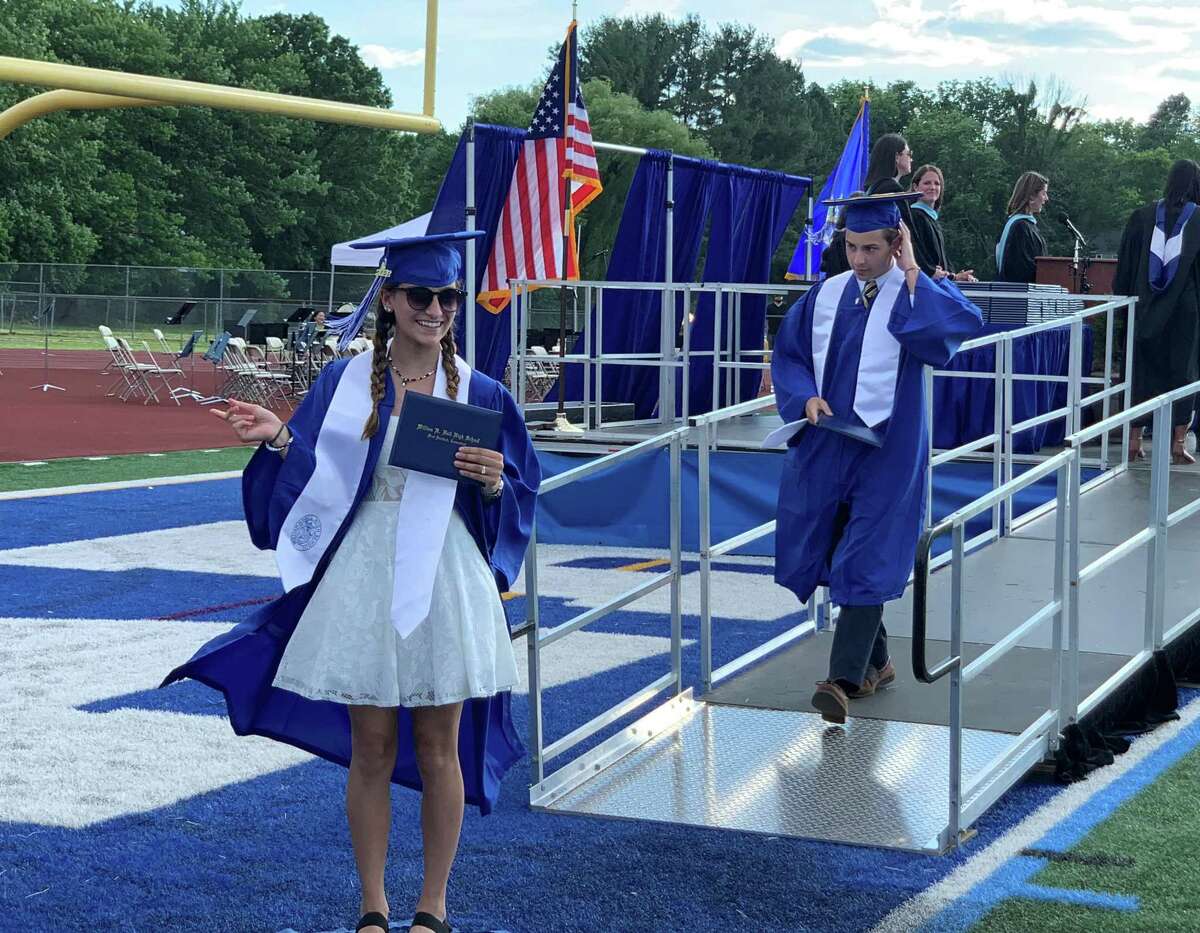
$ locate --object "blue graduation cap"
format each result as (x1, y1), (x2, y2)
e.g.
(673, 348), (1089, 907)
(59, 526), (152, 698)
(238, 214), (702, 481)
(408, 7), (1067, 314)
(823, 191), (922, 233)
(326, 230), (485, 350)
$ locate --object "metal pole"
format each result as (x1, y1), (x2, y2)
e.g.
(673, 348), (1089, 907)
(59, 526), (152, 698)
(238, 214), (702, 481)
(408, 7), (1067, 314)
(1051, 460), (1068, 734)
(326, 269), (335, 316)
(805, 195), (814, 278)
(1101, 306), (1114, 470)
(582, 285), (592, 429)
(1123, 298), (1137, 464)
(660, 153), (676, 424)
(509, 282), (520, 404)
(1146, 403), (1171, 650)
(992, 344), (1004, 535)
(670, 432), (683, 694)
(595, 288), (604, 429)
(553, 24), (575, 432)
(948, 523), (964, 843)
(1003, 338), (1014, 534)
(711, 288), (722, 415)
(925, 364), (935, 529)
(681, 285), (692, 422)
(1066, 445), (1083, 723)
(465, 119), (477, 368)
(525, 527), (544, 785)
(1068, 318), (1083, 437)
(699, 421), (713, 691)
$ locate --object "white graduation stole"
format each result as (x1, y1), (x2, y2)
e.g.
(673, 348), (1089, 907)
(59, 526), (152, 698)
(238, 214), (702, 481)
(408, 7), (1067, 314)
(810, 265), (906, 428)
(275, 351), (470, 638)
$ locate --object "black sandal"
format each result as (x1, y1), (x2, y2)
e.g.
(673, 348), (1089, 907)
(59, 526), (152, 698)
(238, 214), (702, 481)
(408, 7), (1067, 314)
(409, 911), (452, 933)
(356, 912), (390, 932)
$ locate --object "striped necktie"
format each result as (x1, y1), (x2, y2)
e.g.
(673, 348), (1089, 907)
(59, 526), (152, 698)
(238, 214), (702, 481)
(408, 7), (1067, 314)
(862, 278), (878, 308)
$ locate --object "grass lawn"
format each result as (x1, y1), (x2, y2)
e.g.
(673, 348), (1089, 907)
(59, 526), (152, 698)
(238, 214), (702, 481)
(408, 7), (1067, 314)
(975, 745), (1200, 932)
(0, 446), (254, 492)
(0, 324), (205, 351)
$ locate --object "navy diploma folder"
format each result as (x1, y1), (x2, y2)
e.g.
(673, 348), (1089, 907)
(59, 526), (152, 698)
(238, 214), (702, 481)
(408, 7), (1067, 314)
(388, 392), (503, 482)
(815, 414), (883, 447)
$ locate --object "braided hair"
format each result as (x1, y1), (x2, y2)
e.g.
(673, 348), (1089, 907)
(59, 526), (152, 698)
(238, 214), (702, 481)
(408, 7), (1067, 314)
(361, 285), (460, 440)
(360, 291), (395, 440)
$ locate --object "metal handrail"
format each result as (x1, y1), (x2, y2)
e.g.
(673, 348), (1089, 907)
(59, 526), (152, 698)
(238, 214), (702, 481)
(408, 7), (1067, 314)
(526, 422), (686, 784)
(1066, 377), (1200, 447)
(539, 425), (688, 493)
(912, 449), (1073, 683)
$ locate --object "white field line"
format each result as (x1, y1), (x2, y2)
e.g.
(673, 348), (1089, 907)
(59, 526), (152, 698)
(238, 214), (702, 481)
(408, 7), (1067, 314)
(0, 470), (242, 500)
(872, 695), (1200, 932)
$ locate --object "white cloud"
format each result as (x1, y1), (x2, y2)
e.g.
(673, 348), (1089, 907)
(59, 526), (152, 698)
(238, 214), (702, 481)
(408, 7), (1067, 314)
(947, 0), (1192, 55)
(776, 0), (1009, 70)
(619, 0), (683, 15)
(361, 44), (425, 70)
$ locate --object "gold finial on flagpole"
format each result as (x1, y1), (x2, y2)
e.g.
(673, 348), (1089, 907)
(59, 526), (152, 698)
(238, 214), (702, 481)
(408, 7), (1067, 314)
(862, 84), (870, 103)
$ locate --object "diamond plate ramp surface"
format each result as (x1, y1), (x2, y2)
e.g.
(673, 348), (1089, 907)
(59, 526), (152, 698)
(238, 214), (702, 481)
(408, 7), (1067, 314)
(539, 700), (1017, 852)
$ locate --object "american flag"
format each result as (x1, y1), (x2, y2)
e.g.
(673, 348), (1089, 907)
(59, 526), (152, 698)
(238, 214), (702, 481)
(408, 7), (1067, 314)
(478, 20), (602, 314)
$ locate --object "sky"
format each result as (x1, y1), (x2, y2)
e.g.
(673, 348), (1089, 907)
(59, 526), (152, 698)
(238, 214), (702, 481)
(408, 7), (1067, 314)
(230, 0), (1200, 130)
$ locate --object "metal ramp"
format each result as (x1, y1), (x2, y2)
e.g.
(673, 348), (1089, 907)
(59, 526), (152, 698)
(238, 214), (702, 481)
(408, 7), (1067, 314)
(521, 294), (1200, 854)
(532, 693), (1020, 852)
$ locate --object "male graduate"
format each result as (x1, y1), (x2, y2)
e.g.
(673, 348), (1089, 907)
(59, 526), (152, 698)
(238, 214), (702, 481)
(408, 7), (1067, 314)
(770, 191), (983, 724)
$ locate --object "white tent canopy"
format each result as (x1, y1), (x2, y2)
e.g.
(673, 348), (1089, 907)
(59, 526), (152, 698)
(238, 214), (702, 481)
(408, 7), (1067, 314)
(328, 212), (432, 267)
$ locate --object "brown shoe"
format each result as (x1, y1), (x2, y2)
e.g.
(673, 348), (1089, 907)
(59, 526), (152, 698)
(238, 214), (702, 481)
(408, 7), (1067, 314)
(846, 659), (896, 699)
(812, 680), (849, 723)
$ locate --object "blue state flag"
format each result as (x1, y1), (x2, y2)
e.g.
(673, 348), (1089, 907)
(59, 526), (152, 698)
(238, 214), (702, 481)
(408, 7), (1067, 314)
(786, 99), (870, 279)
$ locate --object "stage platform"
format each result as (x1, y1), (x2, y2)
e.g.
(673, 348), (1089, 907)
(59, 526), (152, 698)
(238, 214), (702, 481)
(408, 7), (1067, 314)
(533, 462), (1200, 853)
(532, 412), (780, 452)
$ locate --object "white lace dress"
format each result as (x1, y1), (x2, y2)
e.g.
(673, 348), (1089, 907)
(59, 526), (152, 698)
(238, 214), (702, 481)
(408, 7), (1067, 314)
(272, 416), (519, 708)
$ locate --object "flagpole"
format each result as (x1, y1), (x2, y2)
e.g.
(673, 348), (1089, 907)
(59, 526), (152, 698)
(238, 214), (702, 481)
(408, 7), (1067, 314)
(554, 15), (582, 433)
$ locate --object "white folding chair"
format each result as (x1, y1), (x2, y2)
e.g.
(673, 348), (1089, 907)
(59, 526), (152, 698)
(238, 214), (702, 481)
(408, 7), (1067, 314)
(152, 328), (174, 354)
(140, 340), (193, 405)
(98, 325), (116, 374)
(106, 336), (159, 403)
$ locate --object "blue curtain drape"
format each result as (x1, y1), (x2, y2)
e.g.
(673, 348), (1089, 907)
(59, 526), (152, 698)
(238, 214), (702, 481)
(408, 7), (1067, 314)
(426, 123), (525, 381)
(932, 323), (1095, 453)
(558, 151), (718, 418)
(684, 167), (809, 416)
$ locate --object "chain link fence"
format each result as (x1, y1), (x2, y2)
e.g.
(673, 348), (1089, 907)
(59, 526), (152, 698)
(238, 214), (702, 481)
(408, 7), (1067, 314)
(0, 261), (377, 347)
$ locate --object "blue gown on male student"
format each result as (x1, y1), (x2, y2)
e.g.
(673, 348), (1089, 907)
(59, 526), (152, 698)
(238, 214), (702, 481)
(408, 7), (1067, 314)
(162, 356), (541, 815)
(772, 266), (982, 606)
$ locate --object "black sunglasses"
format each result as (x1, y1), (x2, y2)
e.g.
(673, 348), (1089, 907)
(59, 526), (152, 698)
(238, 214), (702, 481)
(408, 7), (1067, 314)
(396, 286), (466, 313)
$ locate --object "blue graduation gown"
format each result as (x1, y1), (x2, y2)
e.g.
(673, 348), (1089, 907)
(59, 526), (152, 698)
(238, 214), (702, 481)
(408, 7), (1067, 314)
(162, 358), (541, 815)
(772, 269), (982, 605)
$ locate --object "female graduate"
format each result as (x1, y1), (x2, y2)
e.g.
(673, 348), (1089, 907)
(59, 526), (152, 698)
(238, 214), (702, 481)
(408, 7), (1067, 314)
(908, 164), (977, 283)
(1115, 158), (1200, 463)
(996, 171), (1050, 283)
(770, 192), (982, 723)
(163, 231), (540, 933)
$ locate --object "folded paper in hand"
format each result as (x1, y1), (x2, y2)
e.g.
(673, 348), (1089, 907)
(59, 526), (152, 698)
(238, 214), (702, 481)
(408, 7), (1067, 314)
(388, 392), (503, 482)
(761, 414), (883, 449)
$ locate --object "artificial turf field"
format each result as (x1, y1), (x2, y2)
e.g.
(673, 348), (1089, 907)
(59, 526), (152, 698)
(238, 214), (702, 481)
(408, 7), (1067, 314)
(1, 454), (1197, 932)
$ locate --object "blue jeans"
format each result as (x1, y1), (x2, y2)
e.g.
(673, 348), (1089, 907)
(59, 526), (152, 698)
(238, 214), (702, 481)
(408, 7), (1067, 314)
(829, 604), (888, 689)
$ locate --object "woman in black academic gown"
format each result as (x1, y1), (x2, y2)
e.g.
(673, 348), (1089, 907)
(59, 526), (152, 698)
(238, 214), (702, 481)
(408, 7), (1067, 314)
(1115, 158), (1200, 463)
(908, 163), (977, 282)
(864, 133), (915, 229)
(821, 134), (914, 278)
(995, 171), (1050, 283)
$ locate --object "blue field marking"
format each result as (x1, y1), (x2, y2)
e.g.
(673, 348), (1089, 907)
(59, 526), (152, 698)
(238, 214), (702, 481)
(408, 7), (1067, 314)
(921, 706), (1200, 931)
(0, 478), (1093, 931)
(0, 478), (244, 549)
(1, 619), (1070, 933)
(0, 564), (281, 621)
